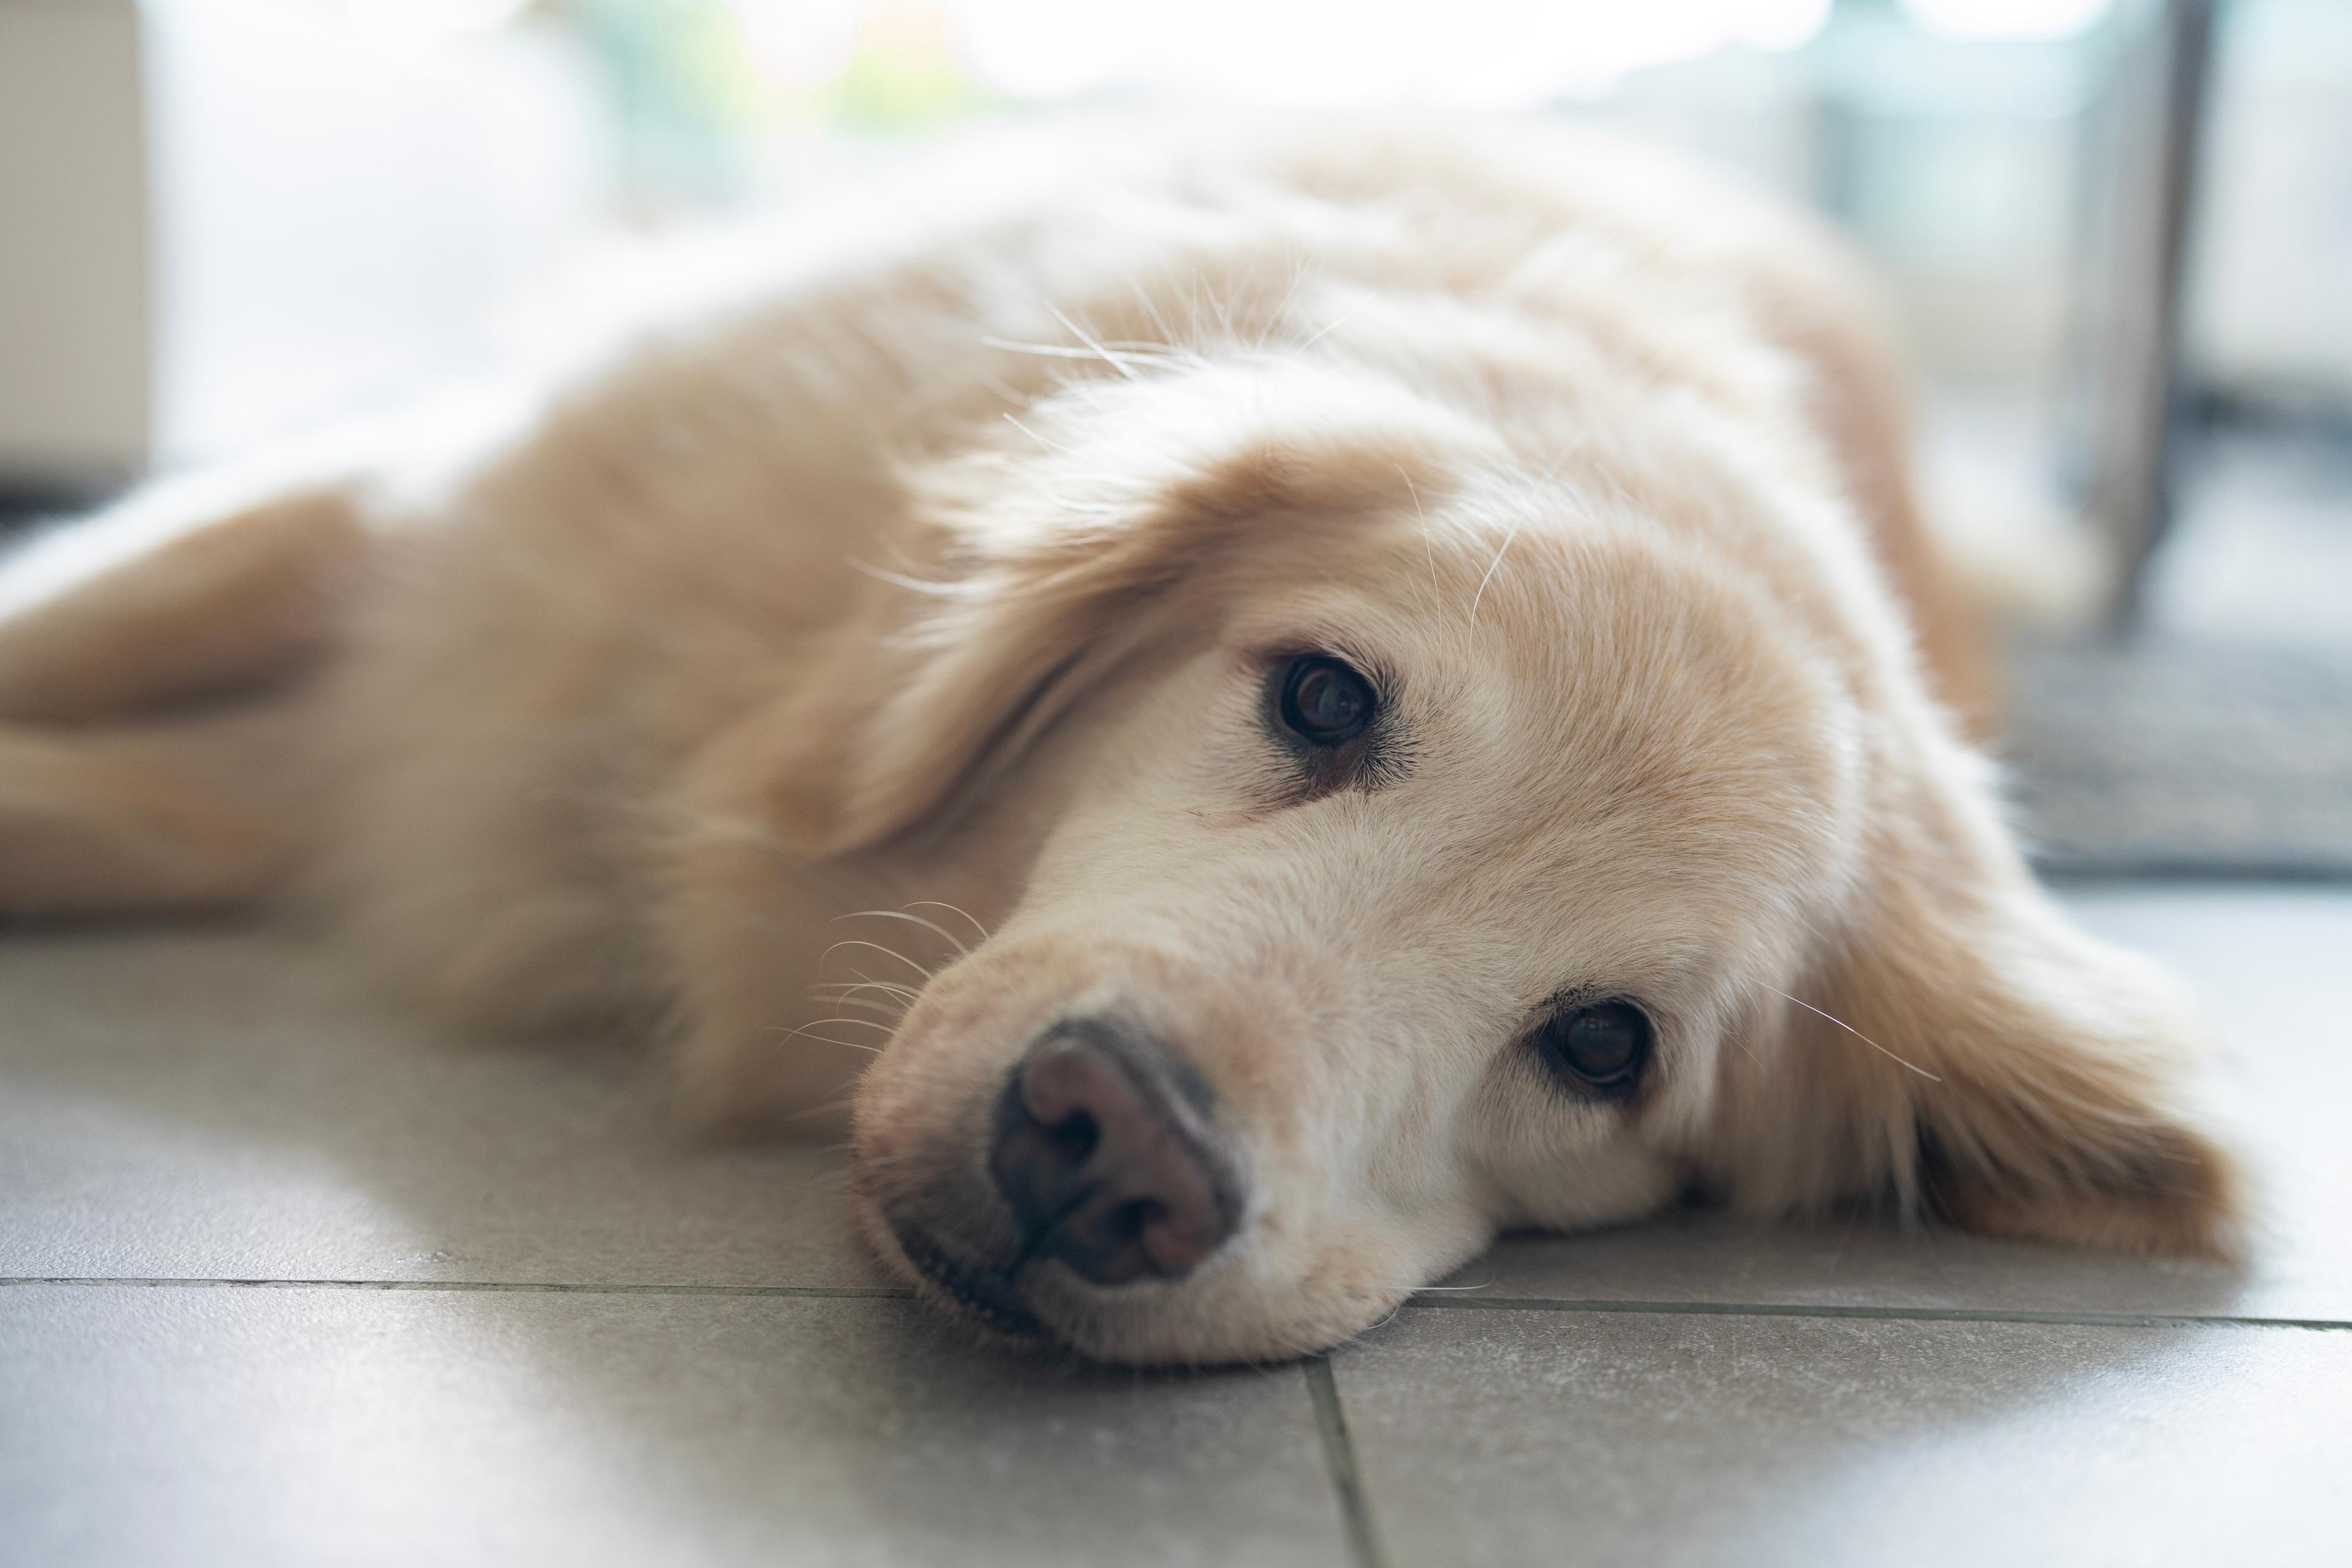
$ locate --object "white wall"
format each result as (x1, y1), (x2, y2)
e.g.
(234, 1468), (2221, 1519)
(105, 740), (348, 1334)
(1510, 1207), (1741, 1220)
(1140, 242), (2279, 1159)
(0, 0), (151, 482)
(0, 0), (612, 486)
(140, 0), (611, 465)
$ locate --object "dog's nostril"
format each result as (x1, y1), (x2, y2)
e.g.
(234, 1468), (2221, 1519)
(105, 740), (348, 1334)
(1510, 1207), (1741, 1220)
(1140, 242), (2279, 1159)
(1044, 1110), (1099, 1166)
(987, 1017), (1243, 1287)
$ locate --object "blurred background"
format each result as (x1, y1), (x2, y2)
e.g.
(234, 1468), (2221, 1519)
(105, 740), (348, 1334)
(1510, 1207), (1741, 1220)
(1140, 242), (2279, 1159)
(2, 0), (2347, 875)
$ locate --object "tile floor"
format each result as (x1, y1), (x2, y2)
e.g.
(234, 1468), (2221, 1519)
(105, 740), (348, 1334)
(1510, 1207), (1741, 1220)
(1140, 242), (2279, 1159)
(4, 884), (2349, 1566)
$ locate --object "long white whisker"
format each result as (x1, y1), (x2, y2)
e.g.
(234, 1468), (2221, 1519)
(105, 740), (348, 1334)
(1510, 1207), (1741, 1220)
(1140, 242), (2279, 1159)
(809, 985), (920, 1019)
(906, 899), (992, 943)
(1002, 412), (1059, 452)
(1760, 984), (1942, 1082)
(845, 967), (925, 1002)
(1045, 304), (1142, 382)
(805, 991), (904, 1018)
(980, 336), (1135, 364)
(1398, 465), (1439, 606)
(1468, 516), (1525, 627)
(810, 979), (922, 1006)
(818, 939), (934, 981)
(776, 1026), (883, 1055)
(837, 909), (970, 960)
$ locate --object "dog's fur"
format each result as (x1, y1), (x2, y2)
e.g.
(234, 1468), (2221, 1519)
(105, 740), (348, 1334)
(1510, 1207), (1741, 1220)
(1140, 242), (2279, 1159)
(0, 119), (2244, 1363)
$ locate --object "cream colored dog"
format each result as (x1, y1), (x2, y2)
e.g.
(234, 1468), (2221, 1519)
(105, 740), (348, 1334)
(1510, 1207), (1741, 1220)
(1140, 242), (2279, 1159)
(0, 119), (2243, 1364)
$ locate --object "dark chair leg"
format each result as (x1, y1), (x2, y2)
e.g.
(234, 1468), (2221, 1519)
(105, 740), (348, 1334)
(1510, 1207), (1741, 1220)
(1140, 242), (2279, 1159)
(2078, 0), (2217, 634)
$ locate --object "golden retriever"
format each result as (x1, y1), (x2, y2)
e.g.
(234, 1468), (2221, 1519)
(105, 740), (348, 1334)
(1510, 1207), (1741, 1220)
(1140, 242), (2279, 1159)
(0, 118), (2244, 1364)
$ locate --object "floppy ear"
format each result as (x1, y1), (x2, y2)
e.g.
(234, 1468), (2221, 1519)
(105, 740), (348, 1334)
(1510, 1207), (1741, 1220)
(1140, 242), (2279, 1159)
(725, 367), (1490, 856)
(1721, 799), (2250, 1260)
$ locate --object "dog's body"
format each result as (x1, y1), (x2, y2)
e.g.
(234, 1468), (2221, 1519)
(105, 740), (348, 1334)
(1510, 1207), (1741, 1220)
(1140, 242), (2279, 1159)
(0, 120), (2242, 1363)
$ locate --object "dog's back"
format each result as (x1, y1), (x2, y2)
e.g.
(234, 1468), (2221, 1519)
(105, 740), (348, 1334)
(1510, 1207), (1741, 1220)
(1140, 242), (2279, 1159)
(1, 116), (1983, 1011)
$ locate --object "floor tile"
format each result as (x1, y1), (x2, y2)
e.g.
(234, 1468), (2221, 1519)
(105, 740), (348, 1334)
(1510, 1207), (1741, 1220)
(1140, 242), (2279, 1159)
(7, 888), (2345, 1325)
(0, 927), (875, 1287)
(1336, 1305), (2352, 1568)
(0, 1283), (1349, 1568)
(1445, 885), (2352, 1323)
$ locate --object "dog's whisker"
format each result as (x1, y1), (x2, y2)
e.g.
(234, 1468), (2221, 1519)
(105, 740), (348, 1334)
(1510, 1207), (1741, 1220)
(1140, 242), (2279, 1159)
(807, 986), (918, 1020)
(805, 990), (905, 1018)
(818, 939), (935, 981)
(845, 970), (925, 1005)
(1760, 984), (1942, 1082)
(809, 977), (921, 1003)
(1046, 303), (1144, 382)
(1001, 412), (1060, 453)
(980, 334), (1156, 371)
(905, 899), (992, 943)
(835, 965), (925, 1008)
(1396, 464), (1442, 609)
(1468, 514), (1526, 628)
(775, 1025), (884, 1055)
(837, 908), (971, 960)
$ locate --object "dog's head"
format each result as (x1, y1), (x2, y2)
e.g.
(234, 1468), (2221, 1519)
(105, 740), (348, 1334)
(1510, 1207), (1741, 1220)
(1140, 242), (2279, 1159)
(754, 356), (2244, 1364)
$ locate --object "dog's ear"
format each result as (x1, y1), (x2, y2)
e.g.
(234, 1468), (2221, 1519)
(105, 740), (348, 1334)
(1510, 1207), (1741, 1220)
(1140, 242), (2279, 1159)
(1720, 806), (2250, 1260)
(722, 367), (1488, 857)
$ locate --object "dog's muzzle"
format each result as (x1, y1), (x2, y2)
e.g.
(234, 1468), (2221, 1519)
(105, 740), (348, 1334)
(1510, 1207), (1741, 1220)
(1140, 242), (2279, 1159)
(886, 1015), (1245, 1335)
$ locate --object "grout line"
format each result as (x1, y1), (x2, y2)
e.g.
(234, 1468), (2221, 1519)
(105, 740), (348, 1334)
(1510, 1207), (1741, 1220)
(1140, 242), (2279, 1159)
(1402, 1295), (2352, 1332)
(1305, 1357), (1392, 1568)
(6, 1277), (2343, 1333)
(0, 1276), (914, 1299)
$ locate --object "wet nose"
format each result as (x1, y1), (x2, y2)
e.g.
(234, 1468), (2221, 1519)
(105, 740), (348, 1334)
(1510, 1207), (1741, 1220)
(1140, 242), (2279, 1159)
(988, 1018), (1243, 1286)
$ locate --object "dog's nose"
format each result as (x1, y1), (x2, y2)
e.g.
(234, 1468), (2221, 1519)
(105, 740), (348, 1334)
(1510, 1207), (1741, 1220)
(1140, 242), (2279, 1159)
(988, 1018), (1242, 1286)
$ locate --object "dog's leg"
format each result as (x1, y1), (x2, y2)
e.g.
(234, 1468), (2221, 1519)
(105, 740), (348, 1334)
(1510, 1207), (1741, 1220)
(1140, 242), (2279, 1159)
(0, 696), (318, 916)
(0, 472), (368, 723)
(0, 459), (372, 914)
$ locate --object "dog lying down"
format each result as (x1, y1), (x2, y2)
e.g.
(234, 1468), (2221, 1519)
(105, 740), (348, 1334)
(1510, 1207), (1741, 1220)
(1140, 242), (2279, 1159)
(0, 118), (2245, 1364)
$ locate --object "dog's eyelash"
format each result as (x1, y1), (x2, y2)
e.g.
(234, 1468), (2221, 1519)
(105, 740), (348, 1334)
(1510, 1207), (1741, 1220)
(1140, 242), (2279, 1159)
(1265, 717), (1411, 804)
(1256, 651), (1414, 803)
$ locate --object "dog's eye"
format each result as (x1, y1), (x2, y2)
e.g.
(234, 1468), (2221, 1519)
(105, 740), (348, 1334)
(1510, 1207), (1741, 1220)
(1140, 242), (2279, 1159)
(1534, 1001), (1651, 1098)
(1278, 656), (1377, 746)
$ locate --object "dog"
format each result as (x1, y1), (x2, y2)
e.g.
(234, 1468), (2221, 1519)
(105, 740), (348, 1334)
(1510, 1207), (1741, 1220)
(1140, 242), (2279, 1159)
(0, 118), (2245, 1365)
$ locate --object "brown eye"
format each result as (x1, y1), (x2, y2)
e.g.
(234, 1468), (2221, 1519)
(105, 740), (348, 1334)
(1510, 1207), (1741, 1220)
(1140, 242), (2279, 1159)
(1278, 656), (1376, 746)
(1534, 1001), (1651, 1098)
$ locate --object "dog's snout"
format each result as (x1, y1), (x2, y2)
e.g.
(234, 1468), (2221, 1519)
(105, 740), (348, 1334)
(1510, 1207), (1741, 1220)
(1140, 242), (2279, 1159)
(988, 1019), (1242, 1286)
